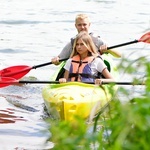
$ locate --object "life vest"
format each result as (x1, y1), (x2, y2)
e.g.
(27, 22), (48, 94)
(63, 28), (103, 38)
(69, 55), (100, 82)
(71, 32), (100, 51)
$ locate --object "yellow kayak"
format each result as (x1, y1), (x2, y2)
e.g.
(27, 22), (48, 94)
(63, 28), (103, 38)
(42, 81), (117, 121)
(42, 54), (118, 121)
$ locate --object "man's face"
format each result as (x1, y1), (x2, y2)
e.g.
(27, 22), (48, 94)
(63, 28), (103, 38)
(75, 18), (90, 33)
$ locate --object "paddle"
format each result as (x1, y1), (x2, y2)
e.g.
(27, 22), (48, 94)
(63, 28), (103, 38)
(0, 58), (68, 80)
(0, 77), (145, 88)
(103, 31), (150, 57)
(0, 32), (149, 81)
(107, 31), (150, 49)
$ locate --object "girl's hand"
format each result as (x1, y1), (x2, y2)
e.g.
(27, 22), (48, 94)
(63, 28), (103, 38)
(95, 79), (103, 85)
(59, 78), (67, 83)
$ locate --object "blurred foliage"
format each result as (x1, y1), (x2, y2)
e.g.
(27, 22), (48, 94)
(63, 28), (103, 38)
(45, 55), (150, 150)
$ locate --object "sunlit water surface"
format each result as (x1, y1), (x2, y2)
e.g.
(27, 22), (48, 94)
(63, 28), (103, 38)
(0, 0), (150, 149)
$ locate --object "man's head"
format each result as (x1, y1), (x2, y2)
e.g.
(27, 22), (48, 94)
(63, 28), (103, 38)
(75, 14), (91, 33)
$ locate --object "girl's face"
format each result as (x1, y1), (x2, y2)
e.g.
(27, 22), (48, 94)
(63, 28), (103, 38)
(76, 39), (88, 56)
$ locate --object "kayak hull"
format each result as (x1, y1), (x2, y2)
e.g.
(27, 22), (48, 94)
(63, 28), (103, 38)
(42, 82), (117, 121)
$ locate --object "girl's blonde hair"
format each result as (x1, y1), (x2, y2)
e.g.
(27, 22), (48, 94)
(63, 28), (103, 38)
(70, 31), (98, 58)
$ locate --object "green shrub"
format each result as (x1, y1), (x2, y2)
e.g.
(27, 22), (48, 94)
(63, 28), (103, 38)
(46, 55), (150, 150)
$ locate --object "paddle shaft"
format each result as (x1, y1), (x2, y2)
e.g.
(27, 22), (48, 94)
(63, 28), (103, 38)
(32, 58), (68, 69)
(0, 80), (145, 85)
(107, 40), (138, 49)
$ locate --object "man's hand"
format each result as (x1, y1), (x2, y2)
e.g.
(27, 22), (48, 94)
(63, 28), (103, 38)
(51, 56), (60, 65)
(99, 44), (107, 55)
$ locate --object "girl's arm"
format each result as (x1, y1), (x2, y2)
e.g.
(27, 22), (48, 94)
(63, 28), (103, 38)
(64, 70), (69, 80)
(59, 59), (71, 83)
(59, 70), (69, 83)
(95, 68), (115, 85)
(102, 68), (114, 79)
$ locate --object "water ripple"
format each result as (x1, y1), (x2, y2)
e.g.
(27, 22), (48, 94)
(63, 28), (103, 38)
(0, 20), (50, 25)
(0, 48), (30, 53)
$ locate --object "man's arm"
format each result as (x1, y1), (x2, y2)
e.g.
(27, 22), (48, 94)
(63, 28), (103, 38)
(58, 42), (72, 59)
(51, 42), (72, 65)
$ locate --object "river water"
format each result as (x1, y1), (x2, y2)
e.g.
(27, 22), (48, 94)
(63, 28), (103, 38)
(0, 0), (150, 149)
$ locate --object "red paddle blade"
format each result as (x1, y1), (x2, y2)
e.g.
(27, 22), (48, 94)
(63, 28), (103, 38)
(0, 77), (17, 88)
(0, 65), (31, 80)
(139, 32), (150, 43)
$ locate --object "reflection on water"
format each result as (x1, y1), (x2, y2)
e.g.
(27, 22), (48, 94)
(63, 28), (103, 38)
(0, 85), (52, 149)
(0, 109), (27, 124)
